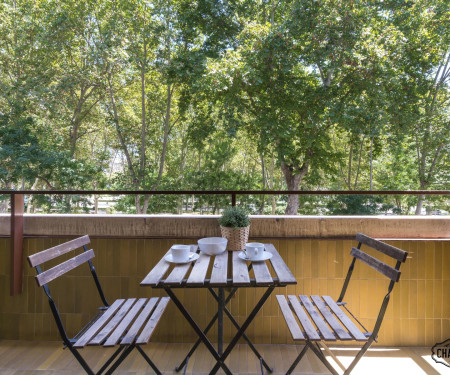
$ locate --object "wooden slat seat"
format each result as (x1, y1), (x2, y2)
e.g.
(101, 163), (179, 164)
(276, 233), (408, 375)
(73, 297), (169, 348)
(278, 295), (367, 342)
(29, 235), (170, 375)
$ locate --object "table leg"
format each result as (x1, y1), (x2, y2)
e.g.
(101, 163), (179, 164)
(163, 287), (233, 375)
(218, 287), (224, 356)
(209, 288), (273, 373)
(209, 286), (275, 375)
(174, 287), (239, 371)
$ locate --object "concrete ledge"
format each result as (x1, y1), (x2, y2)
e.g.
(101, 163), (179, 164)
(0, 214), (449, 239)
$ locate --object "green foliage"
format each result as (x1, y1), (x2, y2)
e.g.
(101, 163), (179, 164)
(0, 0), (448, 215)
(218, 206), (250, 228)
(326, 195), (396, 216)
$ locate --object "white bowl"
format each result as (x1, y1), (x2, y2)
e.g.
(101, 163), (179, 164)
(198, 237), (228, 255)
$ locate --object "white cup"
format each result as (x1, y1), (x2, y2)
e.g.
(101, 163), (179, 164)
(245, 242), (265, 260)
(171, 245), (191, 262)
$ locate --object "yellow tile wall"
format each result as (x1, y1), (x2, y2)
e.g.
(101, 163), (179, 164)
(0, 237), (448, 346)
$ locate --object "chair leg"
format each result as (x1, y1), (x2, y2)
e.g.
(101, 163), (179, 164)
(104, 344), (135, 375)
(67, 345), (95, 375)
(307, 342), (339, 375)
(137, 345), (162, 375)
(319, 341), (346, 372)
(344, 339), (374, 375)
(97, 346), (126, 375)
(182, 355), (190, 375)
(286, 344), (308, 375)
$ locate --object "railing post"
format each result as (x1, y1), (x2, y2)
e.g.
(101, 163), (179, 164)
(10, 193), (24, 296)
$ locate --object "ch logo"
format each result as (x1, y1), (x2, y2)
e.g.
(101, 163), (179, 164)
(432, 339), (450, 367)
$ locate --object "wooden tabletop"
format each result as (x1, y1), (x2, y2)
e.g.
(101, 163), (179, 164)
(141, 244), (296, 288)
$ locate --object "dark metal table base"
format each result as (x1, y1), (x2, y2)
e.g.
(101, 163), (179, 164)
(165, 285), (275, 375)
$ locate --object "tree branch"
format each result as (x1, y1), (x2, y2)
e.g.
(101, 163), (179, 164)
(426, 142), (445, 182)
(36, 176), (56, 190)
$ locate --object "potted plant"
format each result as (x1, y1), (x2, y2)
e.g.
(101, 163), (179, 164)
(218, 206), (250, 251)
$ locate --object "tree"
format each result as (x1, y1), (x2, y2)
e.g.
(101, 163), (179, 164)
(39, 0), (106, 157)
(200, 0), (393, 214)
(383, 0), (449, 213)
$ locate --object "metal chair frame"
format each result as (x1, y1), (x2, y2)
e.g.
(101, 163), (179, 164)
(278, 233), (408, 375)
(29, 237), (164, 375)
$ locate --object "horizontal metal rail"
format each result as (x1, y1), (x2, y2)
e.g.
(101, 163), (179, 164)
(1, 189), (449, 195)
(5, 189), (449, 297)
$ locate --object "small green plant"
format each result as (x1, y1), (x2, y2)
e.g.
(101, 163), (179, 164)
(218, 206), (250, 228)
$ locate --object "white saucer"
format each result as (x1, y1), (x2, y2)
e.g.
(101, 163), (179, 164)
(165, 253), (199, 264)
(238, 251), (272, 262)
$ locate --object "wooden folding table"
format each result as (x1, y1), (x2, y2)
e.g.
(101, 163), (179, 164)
(141, 243), (296, 375)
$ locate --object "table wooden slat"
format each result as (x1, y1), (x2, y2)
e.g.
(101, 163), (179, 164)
(299, 295), (336, 341)
(310, 295), (352, 340)
(186, 253), (211, 285)
(232, 251), (251, 286)
(252, 261), (273, 285)
(104, 298), (148, 347)
(141, 249), (172, 286)
(164, 246), (199, 286)
(144, 244), (295, 289)
(265, 244), (296, 284)
(209, 251), (228, 286)
(90, 299), (137, 345)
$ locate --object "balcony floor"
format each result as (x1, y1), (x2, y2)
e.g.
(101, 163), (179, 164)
(0, 341), (446, 375)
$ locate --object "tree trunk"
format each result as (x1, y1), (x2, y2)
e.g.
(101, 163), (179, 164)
(107, 70), (148, 214)
(140, 61), (146, 173)
(26, 178), (39, 213)
(69, 85), (98, 157)
(395, 197), (402, 213)
(415, 195), (425, 215)
(69, 87), (86, 157)
(0, 199), (8, 213)
(151, 84), (172, 191)
(107, 71), (138, 185)
(415, 181), (427, 215)
(370, 137), (373, 190)
(281, 161), (308, 215)
(259, 153), (266, 214)
(177, 136), (188, 214)
(353, 140), (363, 189)
(347, 144), (353, 190)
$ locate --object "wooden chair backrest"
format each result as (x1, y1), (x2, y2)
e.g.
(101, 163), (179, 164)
(352, 233), (408, 282)
(28, 235), (94, 287)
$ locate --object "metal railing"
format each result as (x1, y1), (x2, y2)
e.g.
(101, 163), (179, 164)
(2, 188), (449, 209)
(4, 189), (449, 296)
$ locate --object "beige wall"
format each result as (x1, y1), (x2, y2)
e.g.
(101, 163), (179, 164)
(0, 214), (449, 239)
(0, 215), (449, 346)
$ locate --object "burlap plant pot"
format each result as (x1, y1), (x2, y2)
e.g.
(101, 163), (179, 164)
(220, 225), (250, 251)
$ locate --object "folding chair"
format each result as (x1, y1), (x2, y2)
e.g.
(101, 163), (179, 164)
(276, 233), (408, 375)
(28, 235), (170, 375)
